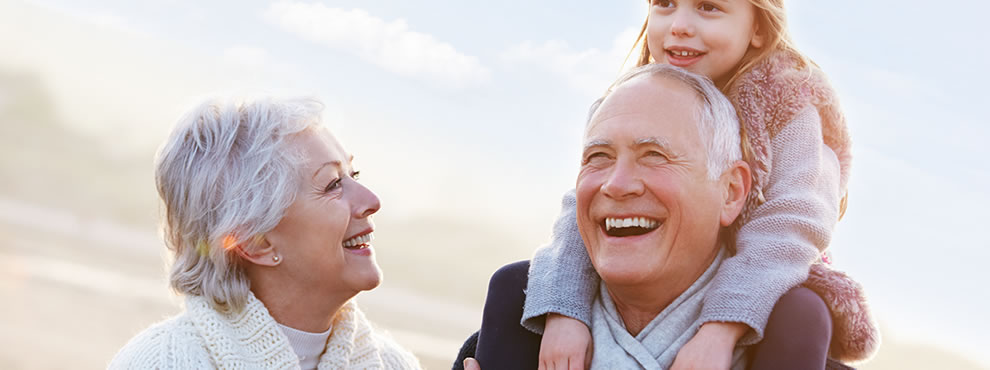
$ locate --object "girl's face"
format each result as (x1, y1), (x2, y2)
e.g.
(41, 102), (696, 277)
(647, 0), (763, 85)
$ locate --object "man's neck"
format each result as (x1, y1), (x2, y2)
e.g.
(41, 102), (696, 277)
(605, 251), (719, 336)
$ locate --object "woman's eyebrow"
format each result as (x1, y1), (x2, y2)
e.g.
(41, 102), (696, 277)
(313, 160), (342, 179)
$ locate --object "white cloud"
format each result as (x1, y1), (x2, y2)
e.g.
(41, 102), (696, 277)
(264, 1), (491, 89)
(500, 27), (640, 97)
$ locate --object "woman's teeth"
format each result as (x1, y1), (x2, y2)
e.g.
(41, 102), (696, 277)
(343, 232), (373, 248)
(604, 217), (659, 231)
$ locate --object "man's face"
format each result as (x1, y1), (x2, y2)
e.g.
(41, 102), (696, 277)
(576, 75), (726, 288)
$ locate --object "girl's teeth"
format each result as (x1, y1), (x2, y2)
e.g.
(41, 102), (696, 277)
(342, 232), (373, 248)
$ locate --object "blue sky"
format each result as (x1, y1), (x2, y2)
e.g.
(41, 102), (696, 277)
(2, 0), (989, 366)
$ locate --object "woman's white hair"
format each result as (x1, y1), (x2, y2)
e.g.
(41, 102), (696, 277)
(587, 64), (742, 180)
(155, 96), (323, 313)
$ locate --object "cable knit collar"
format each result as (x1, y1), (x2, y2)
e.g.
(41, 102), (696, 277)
(185, 293), (413, 369)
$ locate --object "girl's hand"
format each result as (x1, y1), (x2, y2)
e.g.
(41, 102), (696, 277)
(463, 357), (481, 370)
(670, 322), (747, 370)
(539, 314), (593, 370)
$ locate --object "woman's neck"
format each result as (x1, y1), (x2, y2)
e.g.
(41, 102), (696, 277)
(248, 270), (356, 332)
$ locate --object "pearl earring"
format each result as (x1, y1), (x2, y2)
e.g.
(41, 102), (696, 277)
(272, 254), (281, 263)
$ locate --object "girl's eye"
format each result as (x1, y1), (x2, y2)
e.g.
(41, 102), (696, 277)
(324, 178), (342, 193)
(653, 0), (675, 8)
(699, 2), (721, 12)
(350, 170), (361, 180)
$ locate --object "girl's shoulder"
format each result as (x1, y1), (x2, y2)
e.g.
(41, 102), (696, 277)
(728, 50), (842, 138)
(729, 50), (853, 211)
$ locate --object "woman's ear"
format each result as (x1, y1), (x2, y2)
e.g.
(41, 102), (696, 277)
(232, 235), (282, 267)
(720, 160), (752, 227)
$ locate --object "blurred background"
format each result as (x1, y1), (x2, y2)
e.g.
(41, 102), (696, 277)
(1, 0), (988, 369)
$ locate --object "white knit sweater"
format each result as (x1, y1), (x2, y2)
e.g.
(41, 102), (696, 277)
(108, 293), (422, 369)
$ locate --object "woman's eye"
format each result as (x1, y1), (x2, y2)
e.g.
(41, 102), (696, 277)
(350, 170), (361, 180)
(324, 178), (342, 193)
(653, 0), (675, 8)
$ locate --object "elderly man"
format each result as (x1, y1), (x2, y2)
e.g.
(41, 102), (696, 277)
(458, 64), (755, 369)
(573, 63), (750, 369)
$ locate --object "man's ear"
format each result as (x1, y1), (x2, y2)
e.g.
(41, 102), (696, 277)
(232, 235), (281, 267)
(720, 160), (752, 227)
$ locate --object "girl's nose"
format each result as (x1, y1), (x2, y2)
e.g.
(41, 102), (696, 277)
(669, 10), (695, 37)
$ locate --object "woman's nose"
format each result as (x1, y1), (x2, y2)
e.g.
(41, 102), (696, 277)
(352, 180), (381, 218)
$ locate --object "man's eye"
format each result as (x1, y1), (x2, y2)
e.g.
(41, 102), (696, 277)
(584, 152), (612, 165)
(645, 151), (669, 160)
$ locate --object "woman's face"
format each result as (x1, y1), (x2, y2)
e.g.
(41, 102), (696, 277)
(265, 126), (383, 297)
(646, 0), (762, 85)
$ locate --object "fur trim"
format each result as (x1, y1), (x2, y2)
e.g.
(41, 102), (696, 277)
(804, 263), (881, 362)
(728, 51), (853, 221)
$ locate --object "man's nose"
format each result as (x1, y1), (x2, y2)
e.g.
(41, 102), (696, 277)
(601, 160), (644, 199)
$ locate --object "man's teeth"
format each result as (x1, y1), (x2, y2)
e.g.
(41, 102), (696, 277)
(604, 217), (659, 231)
(671, 50), (700, 57)
(342, 232), (373, 248)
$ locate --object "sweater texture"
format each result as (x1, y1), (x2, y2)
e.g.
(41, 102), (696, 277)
(590, 249), (747, 370)
(108, 293), (422, 369)
(523, 52), (879, 362)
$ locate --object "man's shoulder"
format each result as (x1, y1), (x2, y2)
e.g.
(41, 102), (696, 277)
(107, 312), (210, 369)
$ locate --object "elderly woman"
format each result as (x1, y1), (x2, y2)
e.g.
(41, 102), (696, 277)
(109, 97), (421, 369)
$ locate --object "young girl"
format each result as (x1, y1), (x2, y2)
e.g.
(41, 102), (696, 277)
(467, 0), (879, 369)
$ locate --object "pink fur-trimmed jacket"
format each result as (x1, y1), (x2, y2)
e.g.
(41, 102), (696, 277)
(729, 50), (879, 362)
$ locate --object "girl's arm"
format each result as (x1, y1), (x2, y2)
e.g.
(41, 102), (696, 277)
(520, 190), (599, 334)
(698, 106), (842, 344)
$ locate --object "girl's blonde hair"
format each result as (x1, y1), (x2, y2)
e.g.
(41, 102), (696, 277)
(628, 0), (811, 92)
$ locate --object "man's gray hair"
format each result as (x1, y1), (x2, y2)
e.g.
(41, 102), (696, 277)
(587, 64), (742, 179)
(155, 96), (322, 312)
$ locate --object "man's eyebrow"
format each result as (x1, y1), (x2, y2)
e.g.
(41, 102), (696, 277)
(634, 136), (672, 148)
(635, 136), (681, 156)
(583, 139), (611, 152)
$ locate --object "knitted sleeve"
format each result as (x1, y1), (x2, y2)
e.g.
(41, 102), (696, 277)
(698, 107), (842, 345)
(520, 189), (600, 334)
